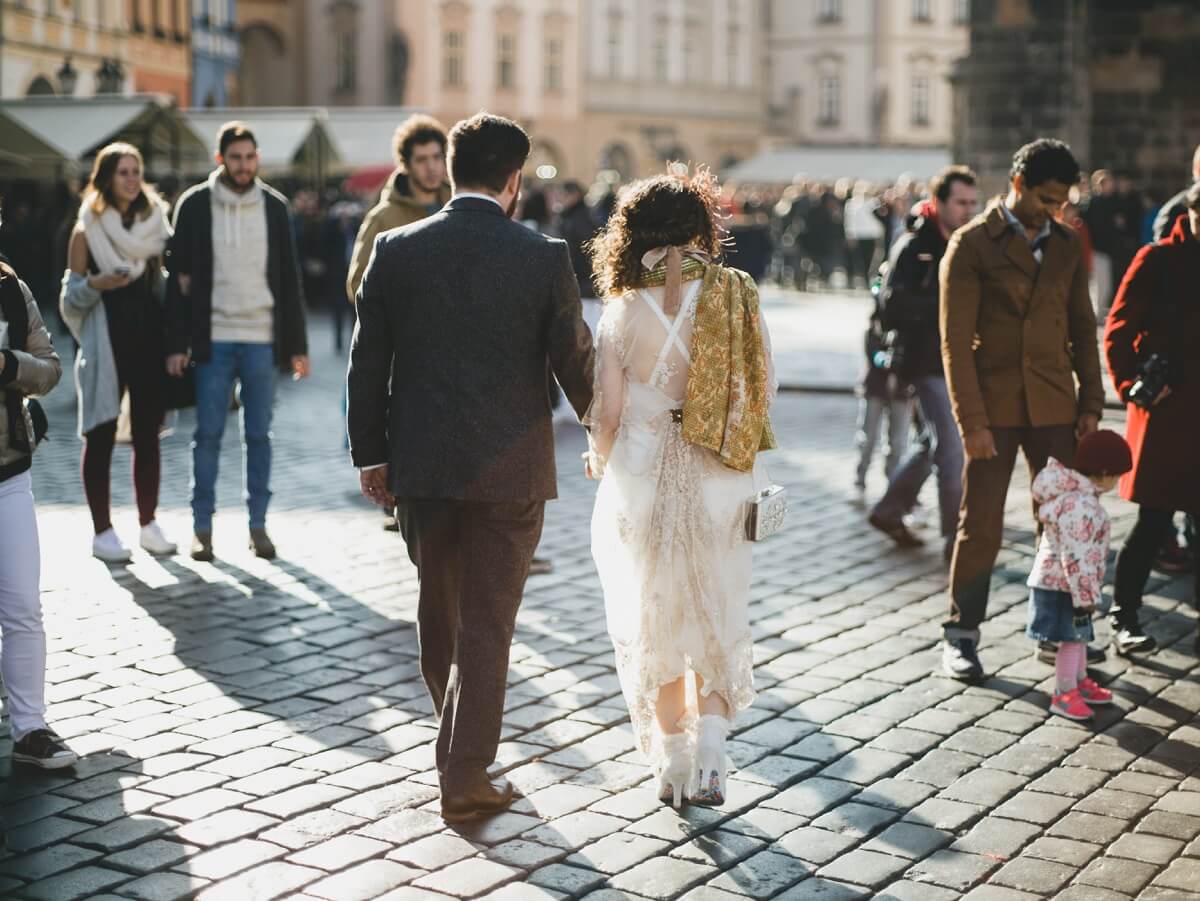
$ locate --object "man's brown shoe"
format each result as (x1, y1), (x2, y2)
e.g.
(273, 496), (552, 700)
(249, 529), (276, 560)
(868, 513), (924, 549)
(190, 532), (214, 562)
(440, 776), (514, 823)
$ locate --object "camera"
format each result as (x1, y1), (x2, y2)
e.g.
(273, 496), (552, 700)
(1127, 353), (1170, 410)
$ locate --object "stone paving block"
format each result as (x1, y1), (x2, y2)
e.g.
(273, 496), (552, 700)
(949, 816), (1041, 859)
(194, 860), (323, 900)
(901, 798), (986, 831)
(1152, 858), (1200, 892)
(810, 802), (898, 838)
(332, 782), (440, 820)
(410, 858), (521, 897)
(568, 832), (672, 874)
(20, 865), (130, 900)
(452, 812), (545, 846)
(960, 888), (1041, 901)
(737, 717), (821, 750)
(1048, 888), (1132, 901)
(898, 749), (980, 788)
(782, 733), (861, 764)
(73, 814), (176, 852)
(904, 850), (1001, 891)
(992, 790), (1076, 825)
(819, 748), (910, 785)
(523, 811), (632, 851)
(104, 839), (198, 875)
(988, 855), (1077, 894)
(529, 863), (608, 896)
(1105, 770), (1178, 798)
(3, 814), (92, 853)
(173, 809), (279, 847)
(873, 880), (960, 900)
(852, 777), (938, 812)
(115, 871), (212, 901)
(1074, 787), (1156, 819)
(1048, 810), (1128, 843)
(288, 833), (391, 870)
(0, 842), (103, 882)
(771, 827), (859, 866)
(816, 848), (908, 889)
(305, 860), (423, 901)
(485, 885), (568, 901)
(1131, 889), (1196, 901)
(1075, 855), (1158, 895)
(867, 728), (945, 757)
(246, 783), (354, 818)
(721, 807), (808, 842)
(480, 839), (569, 870)
(982, 742), (1065, 777)
(772, 876), (869, 899)
(174, 838), (283, 882)
(387, 833), (480, 869)
(940, 727), (1020, 757)
(1107, 831), (1184, 864)
(734, 755), (819, 789)
(762, 778), (858, 817)
(939, 769), (1027, 806)
(152, 787), (254, 820)
(1022, 836), (1100, 867)
(589, 787), (665, 822)
(515, 783), (610, 819)
(627, 807), (729, 842)
(609, 857), (719, 900)
(1135, 810), (1200, 841)
(862, 821), (953, 859)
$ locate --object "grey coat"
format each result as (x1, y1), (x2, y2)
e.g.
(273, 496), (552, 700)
(0, 274), (62, 475)
(60, 270), (120, 436)
(347, 196), (595, 502)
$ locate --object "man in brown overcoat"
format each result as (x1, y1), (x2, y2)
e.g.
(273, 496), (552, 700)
(940, 139), (1106, 680)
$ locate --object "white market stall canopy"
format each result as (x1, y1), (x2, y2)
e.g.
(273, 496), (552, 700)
(0, 95), (208, 178)
(726, 144), (953, 184)
(184, 107), (337, 174)
(321, 107), (423, 169)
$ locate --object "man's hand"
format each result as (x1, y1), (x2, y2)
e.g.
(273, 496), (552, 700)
(964, 427), (997, 461)
(166, 353), (190, 377)
(1153, 385), (1172, 406)
(88, 272), (132, 292)
(291, 356), (310, 380)
(1075, 413), (1099, 440)
(177, 274), (192, 296)
(360, 467), (395, 509)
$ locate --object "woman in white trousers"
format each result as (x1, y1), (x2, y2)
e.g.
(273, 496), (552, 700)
(0, 257), (78, 770)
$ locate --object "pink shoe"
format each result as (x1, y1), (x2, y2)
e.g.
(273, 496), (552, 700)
(1049, 689), (1094, 721)
(1078, 678), (1113, 706)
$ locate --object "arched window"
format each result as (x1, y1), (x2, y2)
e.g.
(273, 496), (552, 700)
(26, 76), (56, 96)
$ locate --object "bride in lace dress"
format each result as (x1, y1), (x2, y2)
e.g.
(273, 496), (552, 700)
(584, 171), (777, 807)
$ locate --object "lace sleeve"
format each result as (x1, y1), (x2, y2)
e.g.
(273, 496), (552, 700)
(583, 301), (627, 469)
(760, 304), (779, 408)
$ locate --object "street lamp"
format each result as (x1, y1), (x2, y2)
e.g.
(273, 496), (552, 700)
(96, 58), (124, 94)
(57, 56), (78, 96)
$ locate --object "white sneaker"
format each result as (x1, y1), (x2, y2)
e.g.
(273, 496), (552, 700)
(140, 521), (177, 556)
(92, 528), (132, 563)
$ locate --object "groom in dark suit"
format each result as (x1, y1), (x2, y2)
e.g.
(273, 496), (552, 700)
(347, 113), (594, 822)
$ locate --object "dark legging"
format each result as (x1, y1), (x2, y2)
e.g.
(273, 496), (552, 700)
(1111, 506), (1199, 626)
(82, 388), (163, 534)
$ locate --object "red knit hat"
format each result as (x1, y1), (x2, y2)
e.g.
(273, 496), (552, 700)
(1074, 429), (1133, 476)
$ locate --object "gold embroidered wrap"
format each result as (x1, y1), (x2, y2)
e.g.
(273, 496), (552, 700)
(639, 261), (775, 472)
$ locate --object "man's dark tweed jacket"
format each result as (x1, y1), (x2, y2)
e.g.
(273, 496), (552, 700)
(346, 195), (595, 502)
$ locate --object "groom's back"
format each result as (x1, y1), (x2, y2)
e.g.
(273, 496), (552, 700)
(349, 196), (591, 503)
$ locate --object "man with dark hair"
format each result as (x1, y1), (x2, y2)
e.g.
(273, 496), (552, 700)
(939, 138), (1105, 680)
(347, 113), (593, 822)
(165, 122), (309, 563)
(869, 165), (978, 559)
(1152, 144), (1200, 241)
(347, 114), (450, 302)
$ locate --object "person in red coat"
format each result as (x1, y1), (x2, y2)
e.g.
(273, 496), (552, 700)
(1104, 182), (1200, 654)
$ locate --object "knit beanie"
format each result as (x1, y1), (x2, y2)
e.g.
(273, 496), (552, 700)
(1074, 429), (1133, 476)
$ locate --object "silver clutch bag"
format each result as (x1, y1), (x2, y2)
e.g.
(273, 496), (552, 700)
(746, 483), (789, 541)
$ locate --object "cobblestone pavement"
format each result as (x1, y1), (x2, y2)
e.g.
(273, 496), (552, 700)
(2, 311), (1199, 900)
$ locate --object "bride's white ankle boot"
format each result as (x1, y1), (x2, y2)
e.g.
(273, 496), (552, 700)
(692, 715), (729, 805)
(655, 731), (694, 808)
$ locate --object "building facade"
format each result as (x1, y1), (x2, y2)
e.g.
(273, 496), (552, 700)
(192, 0), (238, 107)
(767, 0), (968, 147)
(0, 0), (131, 99)
(126, 0), (192, 104)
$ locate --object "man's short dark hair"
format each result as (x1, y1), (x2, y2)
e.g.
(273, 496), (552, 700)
(217, 121), (257, 156)
(930, 165), (977, 203)
(448, 113), (531, 193)
(392, 115), (448, 169)
(1010, 139), (1080, 188)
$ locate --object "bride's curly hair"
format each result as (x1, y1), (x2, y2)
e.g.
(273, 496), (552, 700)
(588, 164), (728, 298)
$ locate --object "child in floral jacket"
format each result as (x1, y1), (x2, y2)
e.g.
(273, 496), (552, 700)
(1027, 429), (1132, 721)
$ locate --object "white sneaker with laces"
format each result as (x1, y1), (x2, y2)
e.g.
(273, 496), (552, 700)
(92, 528), (132, 563)
(140, 521), (177, 556)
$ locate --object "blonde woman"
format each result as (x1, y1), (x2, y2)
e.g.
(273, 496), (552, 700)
(62, 143), (175, 562)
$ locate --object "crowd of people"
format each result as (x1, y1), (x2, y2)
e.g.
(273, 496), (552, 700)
(0, 112), (1196, 836)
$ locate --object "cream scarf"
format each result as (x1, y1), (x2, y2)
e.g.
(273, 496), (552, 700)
(78, 193), (171, 280)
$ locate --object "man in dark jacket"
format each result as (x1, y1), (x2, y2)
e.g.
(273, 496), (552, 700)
(1152, 143), (1199, 241)
(869, 166), (978, 559)
(165, 121), (309, 563)
(347, 114), (593, 823)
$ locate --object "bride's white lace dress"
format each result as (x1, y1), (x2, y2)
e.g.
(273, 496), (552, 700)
(586, 275), (776, 757)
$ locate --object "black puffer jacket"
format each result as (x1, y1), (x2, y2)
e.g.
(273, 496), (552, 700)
(878, 209), (948, 379)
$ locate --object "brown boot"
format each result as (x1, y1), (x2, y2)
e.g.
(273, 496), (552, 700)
(248, 529), (276, 560)
(440, 775), (514, 823)
(190, 532), (214, 562)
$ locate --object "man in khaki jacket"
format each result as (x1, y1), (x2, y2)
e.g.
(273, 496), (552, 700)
(346, 114), (451, 302)
(939, 139), (1105, 680)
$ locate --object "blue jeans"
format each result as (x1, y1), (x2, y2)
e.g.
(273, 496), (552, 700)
(871, 375), (964, 541)
(192, 342), (276, 533)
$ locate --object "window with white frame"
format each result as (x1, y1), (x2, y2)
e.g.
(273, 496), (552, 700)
(336, 29), (357, 92)
(953, 0), (970, 25)
(911, 74), (930, 125)
(497, 33), (516, 89)
(444, 30), (464, 87)
(607, 5), (622, 78)
(913, 0), (933, 23)
(817, 0), (841, 23)
(818, 74), (840, 126)
(653, 33), (668, 80)
(545, 37), (563, 92)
